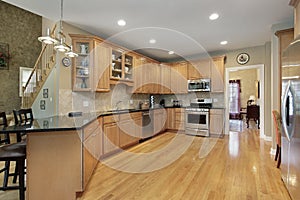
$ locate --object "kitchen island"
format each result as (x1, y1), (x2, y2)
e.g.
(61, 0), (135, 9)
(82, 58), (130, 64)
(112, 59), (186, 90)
(0, 109), (151, 200)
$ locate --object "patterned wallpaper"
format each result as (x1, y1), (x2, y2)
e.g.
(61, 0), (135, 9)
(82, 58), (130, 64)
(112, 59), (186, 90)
(0, 1), (42, 113)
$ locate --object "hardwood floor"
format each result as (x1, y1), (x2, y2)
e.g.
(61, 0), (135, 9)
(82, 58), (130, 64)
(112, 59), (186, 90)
(79, 129), (291, 200)
(0, 125), (291, 200)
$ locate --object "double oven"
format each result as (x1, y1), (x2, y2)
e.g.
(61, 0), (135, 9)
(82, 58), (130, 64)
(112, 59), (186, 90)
(185, 98), (212, 137)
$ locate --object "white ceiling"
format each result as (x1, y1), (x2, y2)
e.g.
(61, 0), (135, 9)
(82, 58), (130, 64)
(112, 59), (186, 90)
(3, 0), (294, 62)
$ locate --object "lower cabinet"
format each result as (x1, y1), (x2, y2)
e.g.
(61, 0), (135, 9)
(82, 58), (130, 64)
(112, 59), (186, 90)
(166, 108), (185, 131)
(102, 112), (142, 155)
(174, 108), (185, 131)
(83, 119), (103, 189)
(103, 115), (120, 154)
(209, 109), (224, 135)
(153, 109), (167, 135)
(119, 112), (142, 148)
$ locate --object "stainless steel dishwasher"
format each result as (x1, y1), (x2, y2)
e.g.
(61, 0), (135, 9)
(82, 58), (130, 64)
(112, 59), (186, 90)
(142, 110), (153, 140)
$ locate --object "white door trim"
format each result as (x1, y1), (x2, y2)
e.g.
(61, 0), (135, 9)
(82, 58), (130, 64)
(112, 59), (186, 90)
(225, 64), (265, 138)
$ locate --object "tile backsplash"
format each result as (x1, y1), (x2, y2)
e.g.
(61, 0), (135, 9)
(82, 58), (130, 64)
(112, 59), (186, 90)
(59, 84), (224, 116)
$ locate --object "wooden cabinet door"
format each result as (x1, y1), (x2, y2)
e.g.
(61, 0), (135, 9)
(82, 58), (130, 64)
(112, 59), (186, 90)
(211, 56), (225, 92)
(171, 62), (188, 94)
(175, 108), (185, 131)
(119, 119), (138, 148)
(103, 123), (119, 154)
(153, 109), (166, 135)
(95, 41), (110, 92)
(71, 36), (95, 91)
(133, 56), (144, 93)
(160, 64), (171, 94)
(188, 59), (211, 80)
(83, 133), (96, 189)
(166, 108), (174, 129)
(209, 109), (224, 135)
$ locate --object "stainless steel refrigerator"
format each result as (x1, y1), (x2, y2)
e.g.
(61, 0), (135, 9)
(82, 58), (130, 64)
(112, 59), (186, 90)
(281, 36), (300, 200)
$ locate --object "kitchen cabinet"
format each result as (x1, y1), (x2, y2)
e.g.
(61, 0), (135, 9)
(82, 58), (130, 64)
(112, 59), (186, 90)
(275, 28), (294, 102)
(110, 49), (134, 86)
(133, 57), (161, 94)
(153, 109), (167, 135)
(94, 41), (110, 92)
(174, 108), (185, 131)
(119, 112), (141, 148)
(103, 115), (120, 155)
(166, 108), (175, 129)
(211, 56), (225, 92)
(209, 109), (224, 136)
(171, 62), (188, 94)
(160, 63), (172, 94)
(70, 34), (111, 92)
(82, 119), (103, 188)
(166, 108), (185, 131)
(71, 36), (94, 91)
(188, 59), (211, 80)
(290, 0), (300, 38)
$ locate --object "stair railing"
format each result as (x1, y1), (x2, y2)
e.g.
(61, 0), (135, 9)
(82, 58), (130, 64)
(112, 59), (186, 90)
(21, 25), (57, 108)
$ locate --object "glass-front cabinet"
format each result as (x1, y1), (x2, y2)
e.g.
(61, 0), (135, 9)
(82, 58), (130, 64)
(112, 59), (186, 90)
(72, 38), (94, 91)
(110, 49), (134, 85)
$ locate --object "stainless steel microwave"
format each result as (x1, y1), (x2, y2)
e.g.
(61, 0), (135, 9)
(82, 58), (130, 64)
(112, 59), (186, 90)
(188, 79), (211, 92)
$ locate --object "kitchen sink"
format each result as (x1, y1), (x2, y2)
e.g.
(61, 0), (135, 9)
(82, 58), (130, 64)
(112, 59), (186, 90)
(105, 109), (137, 114)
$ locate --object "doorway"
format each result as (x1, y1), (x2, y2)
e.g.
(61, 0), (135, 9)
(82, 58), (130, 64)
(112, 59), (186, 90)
(225, 64), (265, 138)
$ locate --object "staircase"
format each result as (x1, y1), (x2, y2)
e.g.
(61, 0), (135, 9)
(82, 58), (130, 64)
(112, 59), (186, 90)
(21, 29), (57, 108)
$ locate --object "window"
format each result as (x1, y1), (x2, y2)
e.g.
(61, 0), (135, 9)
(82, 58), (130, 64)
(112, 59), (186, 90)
(19, 67), (36, 97)
(229, 80), (241, 119)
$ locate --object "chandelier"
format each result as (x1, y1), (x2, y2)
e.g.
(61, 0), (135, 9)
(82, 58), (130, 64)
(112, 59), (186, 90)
(38, 0), (78, 57)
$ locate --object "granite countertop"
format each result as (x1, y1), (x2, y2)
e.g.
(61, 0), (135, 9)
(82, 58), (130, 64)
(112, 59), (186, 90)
(0, 107), (173, 133)
(0, 106), (191, 134)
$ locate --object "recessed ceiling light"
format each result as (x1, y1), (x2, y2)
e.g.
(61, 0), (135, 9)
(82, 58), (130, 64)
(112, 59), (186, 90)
(149, 39), (156, 44)
(117, 19), (126, 26)
(220, 41), (228, 45)
(168, 51), (174, 55)
(209, 13), (219, 20)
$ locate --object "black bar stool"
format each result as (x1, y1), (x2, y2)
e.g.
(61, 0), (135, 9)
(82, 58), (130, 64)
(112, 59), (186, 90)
(0, 111), (26, 200)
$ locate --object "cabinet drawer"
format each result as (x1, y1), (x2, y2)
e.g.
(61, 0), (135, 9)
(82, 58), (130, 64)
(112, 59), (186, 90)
(120, 112), (142, 121)
(103, 114), (119, 124)
(175, 112), (185, 121)
(210, 109), (224, 115)
(84, 120), (99, 140)
(130, 112), (142, 119)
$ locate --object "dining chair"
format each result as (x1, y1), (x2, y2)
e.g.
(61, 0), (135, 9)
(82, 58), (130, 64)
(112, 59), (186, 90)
(272, 110), (282, 168)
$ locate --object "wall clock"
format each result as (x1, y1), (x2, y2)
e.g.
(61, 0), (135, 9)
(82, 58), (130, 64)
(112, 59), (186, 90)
(62, 57), (71, 67)
(236, 53), (250, 65)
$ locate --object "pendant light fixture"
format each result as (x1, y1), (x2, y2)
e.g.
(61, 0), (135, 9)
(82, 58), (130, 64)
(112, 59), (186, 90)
(38, 28), (58, 44)
(38, 0), (77, 57)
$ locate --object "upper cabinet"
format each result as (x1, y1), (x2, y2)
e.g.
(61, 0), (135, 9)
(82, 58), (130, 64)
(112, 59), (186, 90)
(171, 62), (188, 94)
(70, 34), (110, 92)
(71, 36), (94, 91)
(275, 28), (294, 69)
(211, 56), (225, 92)
(290, 0), (300, 38)
(110, 50), (134, 86)
(188, 59), (211, 80)
(132, 56), (161, 94)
